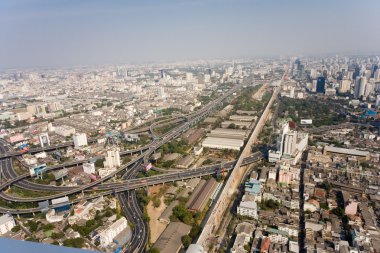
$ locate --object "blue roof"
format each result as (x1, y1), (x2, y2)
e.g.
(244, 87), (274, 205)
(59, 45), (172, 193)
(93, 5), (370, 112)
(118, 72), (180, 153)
(245, 178), (261, 195)
(364, 109), (377, 116)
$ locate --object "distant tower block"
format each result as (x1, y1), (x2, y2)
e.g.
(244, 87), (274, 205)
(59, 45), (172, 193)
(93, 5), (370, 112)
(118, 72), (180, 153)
(39, 133), (50, 147)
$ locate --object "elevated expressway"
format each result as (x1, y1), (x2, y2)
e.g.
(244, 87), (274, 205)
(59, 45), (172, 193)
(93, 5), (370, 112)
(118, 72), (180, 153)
(0, 152), (263, 213)
(197, 72), (286, 249)
(0, 84), (248, 253)
(0, 84), (241, 207)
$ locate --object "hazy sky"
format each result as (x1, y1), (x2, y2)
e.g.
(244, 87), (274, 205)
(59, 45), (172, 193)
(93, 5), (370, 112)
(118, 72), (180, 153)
(1, 0), (379, 69)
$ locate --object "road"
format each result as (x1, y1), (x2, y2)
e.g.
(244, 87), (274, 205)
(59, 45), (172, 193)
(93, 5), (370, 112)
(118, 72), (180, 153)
(117, 161), (149, 253)
(197, 71), (286, 250)
(0, 152), (263, 204)
(0, 84), (244, 253)
(298, 151), (307, 253)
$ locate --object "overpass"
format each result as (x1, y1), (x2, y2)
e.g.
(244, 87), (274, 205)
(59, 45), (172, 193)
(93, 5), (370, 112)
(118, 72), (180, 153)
(0, 85), (242, 203)
(0, 152), (263, 213)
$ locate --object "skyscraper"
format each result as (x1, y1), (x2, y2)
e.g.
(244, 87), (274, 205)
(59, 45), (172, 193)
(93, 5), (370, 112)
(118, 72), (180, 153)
(338, 79), (351, 93)
(316, 77), (325, 93)
(354, 76), (367, 98)
(73, 133), (88, 149)
(371, 64), (378, 78)
(283, 131), (297, 156)
(103, 147), (121, 169)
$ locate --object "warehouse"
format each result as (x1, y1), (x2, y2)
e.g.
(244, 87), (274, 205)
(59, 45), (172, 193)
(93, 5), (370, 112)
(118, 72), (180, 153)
(186, 178), (218, 212)
(159, 200), (179, 224)
(176, 155), (194, 169)
(207, 128), (247, 140)
(202, 137), (244, 150)
(182, 128), (205, 145)
(154, 222), (192, 253)
(229, 115), (256, 122)
(221, 120), (251, 129)
(236, 110), (256, 115)
(323, 145), (370, 160)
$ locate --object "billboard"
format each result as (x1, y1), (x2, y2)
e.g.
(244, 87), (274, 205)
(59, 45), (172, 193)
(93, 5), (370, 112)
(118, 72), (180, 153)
(39, 133), (50, 147)
(300, 119), (313, 125)
(9, 134), (24, 143)
(145, 163), (152, 172)
(29, 163), (47, 176)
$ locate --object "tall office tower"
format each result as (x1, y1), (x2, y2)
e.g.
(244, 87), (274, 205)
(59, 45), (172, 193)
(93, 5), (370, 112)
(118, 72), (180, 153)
(103, 147), (121, 169)
(374, 69), (380, 81)
(160, 69), (165, 79)
(311, 79), (317, 92)
(289, 87), (295, 98)
(158, 87), (166, 99)
(376, 95), (380, 107)
(73, 133), (88, 149)
(39, 133), (50, 147)
(276, 123), (290, 156)
(352, 66), (361, 80)
(371, 64), (378, 78)
(354, 76), (367, 98)
(364, 83), (374, 97)
(186, 72), (193, 82)
(297, 64), (304, 80)
(322, 70), (328, 79)
(338, 79), (351, 93)
(316, 77), (326, 93)
(283, 131), (297, 156)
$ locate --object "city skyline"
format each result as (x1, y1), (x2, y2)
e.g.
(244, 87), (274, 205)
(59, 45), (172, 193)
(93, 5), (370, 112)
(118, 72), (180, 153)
(1, 0), (380, 69)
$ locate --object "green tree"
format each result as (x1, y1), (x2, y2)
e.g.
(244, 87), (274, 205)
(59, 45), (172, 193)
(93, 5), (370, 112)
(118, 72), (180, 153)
(94, 158), (105, 168)
(172, 203), (192, 225)
(153, 197), (161, 208)
(63, 238), (85, 248)
(27, 220), (39, 232)
(147, 247), (160, 253)
(189, 224), (201, 239)
(11, 226), (20, 233)
(228, 123), (237, 129)
(181, 235), (192, 248)
(332, 207), (345, 218)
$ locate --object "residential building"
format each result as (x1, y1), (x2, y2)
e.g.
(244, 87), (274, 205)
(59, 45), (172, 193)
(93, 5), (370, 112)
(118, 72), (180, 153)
(73, 133), (88, 148)
(99, 217), (128, 247)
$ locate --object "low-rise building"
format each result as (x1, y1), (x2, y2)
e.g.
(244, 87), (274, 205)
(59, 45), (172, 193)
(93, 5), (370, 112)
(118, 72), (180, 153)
(0, 214), (16, 235)
(154, 222), (192, 253)
(237, 195), (258, 219)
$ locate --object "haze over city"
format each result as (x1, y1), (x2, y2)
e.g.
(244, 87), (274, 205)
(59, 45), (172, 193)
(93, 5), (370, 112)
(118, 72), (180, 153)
(1, 0), (380, 69)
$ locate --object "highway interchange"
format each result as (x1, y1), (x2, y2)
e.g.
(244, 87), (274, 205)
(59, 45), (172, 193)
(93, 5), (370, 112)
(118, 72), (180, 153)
(0, 83), (263, 252)
(0, 78), (282, 252)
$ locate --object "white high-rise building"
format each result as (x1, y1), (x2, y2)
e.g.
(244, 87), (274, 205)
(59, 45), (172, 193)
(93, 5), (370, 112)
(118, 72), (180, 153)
(338, 79), (351, 93)
(276, 123), (290, 156)
(99, 217), (128, 247)
(374, 69), (380, 81)
(158, 87), (166, 100)
(364, 83), (374, 97)
(283, 131), (297, 156)
(186, 72), (193, 82)
(83, 162), (95, 175)
(73, 133), (88, 149)
(103, 147), (121, 169)
(376, 95), (380, 107)
(289, 87), (295, 98)
(354, 76), (367, 98)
